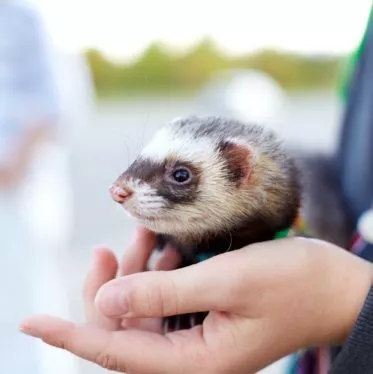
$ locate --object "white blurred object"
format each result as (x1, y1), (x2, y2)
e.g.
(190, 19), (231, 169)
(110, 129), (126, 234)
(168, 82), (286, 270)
(54, 51), (96, 134)
(198, 69), (287, 126)
(358, 208), (373, 244)
(225, 70), (285, 124)
(257, 356), (292, 374)
(19, 142), (73, 249)
(19, 51), (94, 249)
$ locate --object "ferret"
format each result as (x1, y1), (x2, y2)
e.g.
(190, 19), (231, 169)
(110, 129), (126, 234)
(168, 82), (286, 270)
(110, 115), (301, 331)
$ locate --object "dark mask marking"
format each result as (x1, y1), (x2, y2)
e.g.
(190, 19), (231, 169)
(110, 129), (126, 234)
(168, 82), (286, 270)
(119, 157), (202, 205)
(156, 160), (202, 204)
(121, 157), (165, 182)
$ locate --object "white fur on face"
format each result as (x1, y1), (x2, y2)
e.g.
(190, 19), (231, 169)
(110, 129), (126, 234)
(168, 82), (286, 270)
(141, 126), (216, 164)
(120, 179), (167, 221)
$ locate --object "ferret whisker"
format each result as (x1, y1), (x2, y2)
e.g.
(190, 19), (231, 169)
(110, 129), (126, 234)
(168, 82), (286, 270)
(139, 202), (165, 207)
(144, 202), (166, 206)
(140, 196), (165, 201)
(136, 107), (151, 155)
(138, 198), (165, 202)
(225, 232), (233, 253)
(123, 140), (131, 168)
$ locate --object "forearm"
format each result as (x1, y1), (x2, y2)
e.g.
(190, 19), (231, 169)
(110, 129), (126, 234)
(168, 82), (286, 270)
(17, 122), (54, 160)
(0, 122), (54, 188)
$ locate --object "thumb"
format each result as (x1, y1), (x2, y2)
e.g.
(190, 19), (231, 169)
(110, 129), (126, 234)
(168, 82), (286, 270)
(95, 252), (239, 318)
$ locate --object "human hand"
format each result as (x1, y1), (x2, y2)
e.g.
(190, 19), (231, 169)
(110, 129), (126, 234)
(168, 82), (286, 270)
(20, 237), (373, 374)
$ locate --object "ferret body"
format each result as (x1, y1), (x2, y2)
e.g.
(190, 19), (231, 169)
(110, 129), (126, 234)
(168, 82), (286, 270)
(110, 115), (301, 330)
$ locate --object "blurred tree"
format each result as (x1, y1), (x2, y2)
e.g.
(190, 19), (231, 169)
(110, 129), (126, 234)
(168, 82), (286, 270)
(84, 42), (342, 97)
(85, 49), (119, 93)
(124, 42), (178, 91)
(176, 37), (229, 88)
(235, 50), (339, 89)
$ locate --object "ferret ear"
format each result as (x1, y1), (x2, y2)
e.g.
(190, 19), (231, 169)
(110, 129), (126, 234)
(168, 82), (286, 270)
(218, 140), (252, 184)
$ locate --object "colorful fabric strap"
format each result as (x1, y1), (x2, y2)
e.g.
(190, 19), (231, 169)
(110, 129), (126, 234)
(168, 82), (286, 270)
(195, 224), (295, 263)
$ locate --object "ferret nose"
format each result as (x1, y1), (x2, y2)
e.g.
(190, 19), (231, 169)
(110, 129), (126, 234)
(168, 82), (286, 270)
(109, 183), (133, 204)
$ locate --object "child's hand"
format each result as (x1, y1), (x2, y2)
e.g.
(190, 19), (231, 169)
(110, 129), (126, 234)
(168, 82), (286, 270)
(20, 237), (373, 374)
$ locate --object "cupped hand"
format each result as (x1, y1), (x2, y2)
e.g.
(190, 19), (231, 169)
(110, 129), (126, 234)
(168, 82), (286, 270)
(20, 236), (373, 374)
(83, 227), (181, 333)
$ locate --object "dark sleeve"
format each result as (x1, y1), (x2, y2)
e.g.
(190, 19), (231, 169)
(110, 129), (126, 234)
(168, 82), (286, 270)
(330, 285), (373, 373)
(336, 13), (373, 222)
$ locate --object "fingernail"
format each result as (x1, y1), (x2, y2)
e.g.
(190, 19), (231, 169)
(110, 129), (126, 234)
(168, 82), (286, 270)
(95, 284), (129, 318)
(19, 324), (39, 338)
(92, 245), (110, 266)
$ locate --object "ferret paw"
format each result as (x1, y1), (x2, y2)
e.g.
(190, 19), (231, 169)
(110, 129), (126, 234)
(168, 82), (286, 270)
(162, 312), (208, 333)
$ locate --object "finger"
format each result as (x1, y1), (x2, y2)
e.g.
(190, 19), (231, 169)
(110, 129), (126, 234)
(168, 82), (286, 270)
(120, 316), (162, 334)
(153, 244), (182, 271)
(120, 226), (157, 276)
(95, 251), (241, 319)
(147, 244), (182, 271)
(83, 247), (119, 330)
(20, 315), (201, 374)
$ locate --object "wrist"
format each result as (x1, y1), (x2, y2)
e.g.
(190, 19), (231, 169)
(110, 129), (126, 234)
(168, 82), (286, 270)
(334, 255), (373, 345)
(293, 239), (373, 348)
(314, 245), (373, 346)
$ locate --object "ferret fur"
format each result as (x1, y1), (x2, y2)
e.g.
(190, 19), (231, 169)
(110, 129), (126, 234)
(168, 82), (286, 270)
(113, 115), (301, 262)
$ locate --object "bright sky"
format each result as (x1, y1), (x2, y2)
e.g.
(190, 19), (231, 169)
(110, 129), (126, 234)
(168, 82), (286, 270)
(34, 0), (372, 60)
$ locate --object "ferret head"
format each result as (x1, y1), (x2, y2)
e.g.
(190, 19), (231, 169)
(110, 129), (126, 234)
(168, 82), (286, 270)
(110, 116), (300, 244)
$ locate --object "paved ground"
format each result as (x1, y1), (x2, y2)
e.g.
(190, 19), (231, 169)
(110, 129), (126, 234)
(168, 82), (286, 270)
(3, 91), (343, 374)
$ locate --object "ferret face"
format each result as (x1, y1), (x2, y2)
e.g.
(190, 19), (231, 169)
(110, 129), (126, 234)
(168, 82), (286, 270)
(110, 116), (299, 243)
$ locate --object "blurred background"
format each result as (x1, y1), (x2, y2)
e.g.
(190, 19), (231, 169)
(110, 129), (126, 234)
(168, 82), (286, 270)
(0, 0), (371, 373)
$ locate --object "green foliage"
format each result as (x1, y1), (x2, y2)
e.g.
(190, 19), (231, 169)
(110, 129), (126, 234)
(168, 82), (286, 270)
(124, 43), (178, 90)
(84, 39), (343, 97)
(235, 50), (340, 89)
(175, 37), (230, 88)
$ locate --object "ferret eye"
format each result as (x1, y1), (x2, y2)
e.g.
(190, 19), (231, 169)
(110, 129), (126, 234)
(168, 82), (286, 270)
(172, 168), (190, 183)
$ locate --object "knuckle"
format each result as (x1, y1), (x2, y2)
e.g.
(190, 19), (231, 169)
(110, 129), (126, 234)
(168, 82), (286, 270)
(151, 279), (169, 315)
(95, 352), (121, 371)
(153, 274), (180, 316)
(47, 336), (68, 350)
(43, 327), (76, 352)
(94, 335), (124, 372)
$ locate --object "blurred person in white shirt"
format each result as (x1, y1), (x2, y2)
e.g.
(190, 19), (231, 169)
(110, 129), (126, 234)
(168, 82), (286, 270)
(0, 1), (81, 373)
